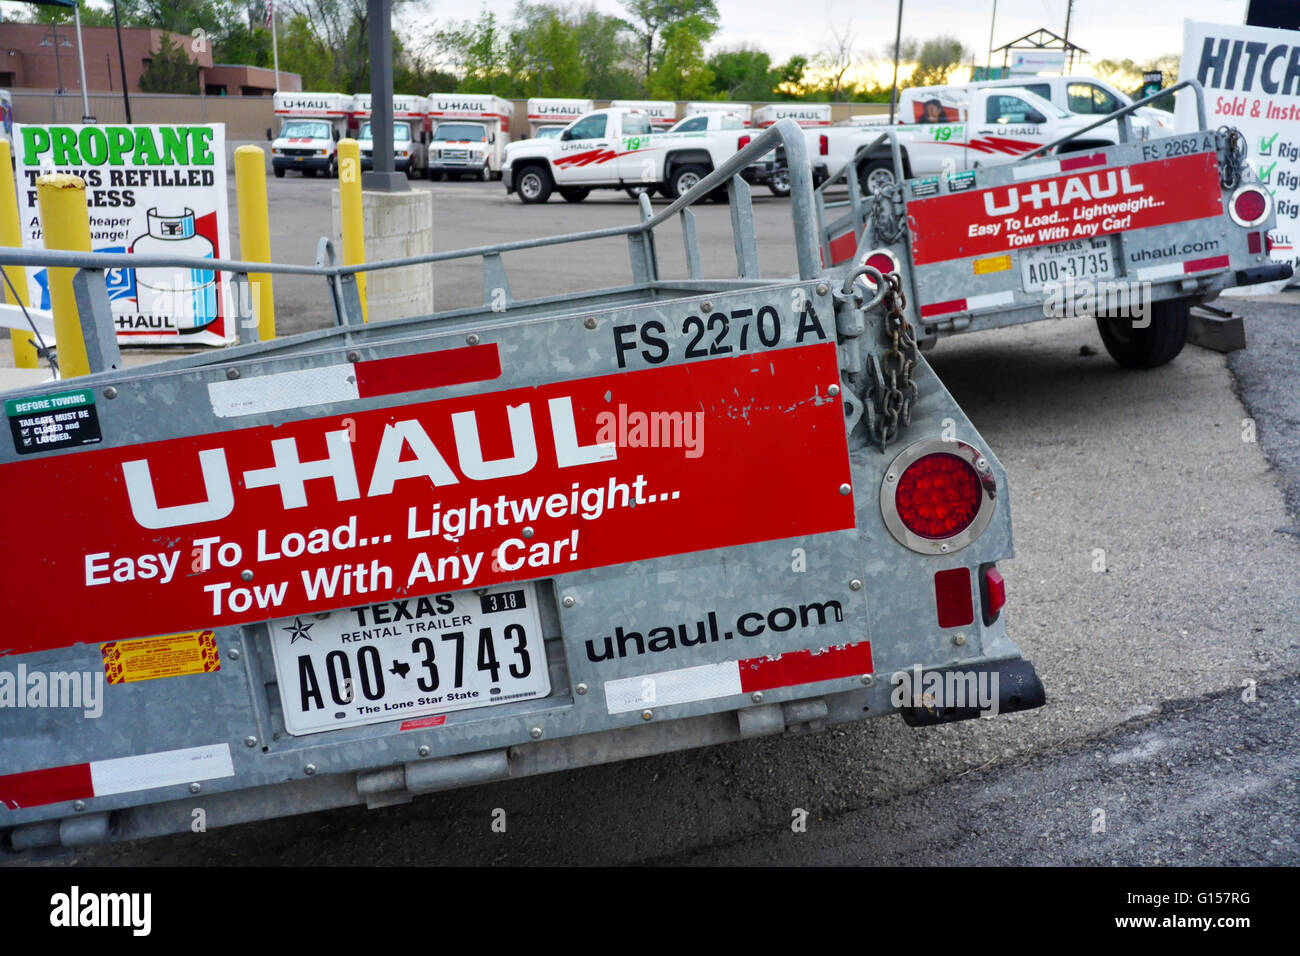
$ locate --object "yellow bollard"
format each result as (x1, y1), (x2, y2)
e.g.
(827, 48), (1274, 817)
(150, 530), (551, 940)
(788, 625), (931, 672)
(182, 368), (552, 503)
(337, 138), (368, 322)
(234, 145), (276, 341)
(36, 173), (93, 379)
(0, 141), (38, 368)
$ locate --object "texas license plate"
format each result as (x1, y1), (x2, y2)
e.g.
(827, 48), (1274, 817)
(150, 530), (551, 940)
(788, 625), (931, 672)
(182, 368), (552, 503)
(269, 584), (549, 735)
(1020, 237), (1116, 291)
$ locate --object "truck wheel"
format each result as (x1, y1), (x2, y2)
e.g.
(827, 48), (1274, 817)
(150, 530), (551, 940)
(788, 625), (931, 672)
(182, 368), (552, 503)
(559, 187), (590, 202)
(274, 167), (285, 179)
(1095, 298), (1191, 369)
(516, 166), (553, 204)
(329, 158), (338, 179)
(768, 166), (791, 197)
(856, 159), (896, 194)
(665, 164), (708, 200)
(480, 164), (491, 182)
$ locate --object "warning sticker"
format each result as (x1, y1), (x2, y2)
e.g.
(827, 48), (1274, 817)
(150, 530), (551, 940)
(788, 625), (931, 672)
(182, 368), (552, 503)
(101, 630), (221, 685)
(6, 388), (101, 455)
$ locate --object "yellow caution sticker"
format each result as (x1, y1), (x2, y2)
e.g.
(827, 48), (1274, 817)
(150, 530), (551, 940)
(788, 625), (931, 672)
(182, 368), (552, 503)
(101, 630), (221, 685)
(973, 254), (1013, 276)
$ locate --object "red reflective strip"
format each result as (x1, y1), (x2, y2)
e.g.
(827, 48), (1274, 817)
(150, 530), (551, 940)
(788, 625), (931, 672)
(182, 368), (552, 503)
(0, 762), (93, 810)
(1059, 152), (1107, 171)
(354, 344), (501, 399)
(920, 298), (967, 318)
(400, 715), (447, 731)
(828, 231), (858, 266)
(982, 566), (1006, 622)
(1184, 254), (1231, 273)
(737, 641), (874, 692)
(935, 567), (974, 628)
(1248, 231), (1263, 255)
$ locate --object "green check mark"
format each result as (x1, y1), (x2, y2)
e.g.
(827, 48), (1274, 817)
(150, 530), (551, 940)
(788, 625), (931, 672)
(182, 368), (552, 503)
(1260, 131), (1280, 155)
(1260, 160), (1278, 182)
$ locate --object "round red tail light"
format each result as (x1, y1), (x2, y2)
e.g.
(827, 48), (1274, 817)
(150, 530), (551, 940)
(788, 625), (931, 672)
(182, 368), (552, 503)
(881, 439), (997, 554)
(895, 454), (981, 538)
(1230, 186), (1270, 227)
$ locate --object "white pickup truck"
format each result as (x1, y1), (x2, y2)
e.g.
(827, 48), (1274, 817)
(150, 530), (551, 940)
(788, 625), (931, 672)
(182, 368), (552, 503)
(811, 85), (1141, 193)
(503, 107), (767, 203)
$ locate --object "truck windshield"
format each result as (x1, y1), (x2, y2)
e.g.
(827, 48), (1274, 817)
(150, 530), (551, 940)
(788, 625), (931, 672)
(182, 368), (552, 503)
(359, 123), (411, 141)
(280, 120), (331, 139)
(434, 124), (487, 142)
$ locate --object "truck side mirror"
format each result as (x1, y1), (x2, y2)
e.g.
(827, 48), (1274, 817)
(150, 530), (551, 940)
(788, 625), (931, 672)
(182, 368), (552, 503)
(421, 131), (427, 145)
(333, 129), (341, 142)
(1027, 110), (1046, 124)
(561, 129), (573, 141)
(266, 128), (272, 141)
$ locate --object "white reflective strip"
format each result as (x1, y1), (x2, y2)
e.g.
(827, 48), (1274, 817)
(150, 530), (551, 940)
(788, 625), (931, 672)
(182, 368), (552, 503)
(966, 290), (1016, 311)
(605, 661), (742, 714)
(90, 744), (234, 797)
(1012, 160), (1059, 180)
(208, 365), (359, 418)
(1135, 262), (1184, 281)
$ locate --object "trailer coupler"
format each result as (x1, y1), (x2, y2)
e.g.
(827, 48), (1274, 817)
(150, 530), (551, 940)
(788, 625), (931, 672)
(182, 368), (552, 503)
(898, 659), (1046, 727)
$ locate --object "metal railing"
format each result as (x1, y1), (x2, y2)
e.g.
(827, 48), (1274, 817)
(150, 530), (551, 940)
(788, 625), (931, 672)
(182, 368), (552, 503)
(0, 120), (822, 376)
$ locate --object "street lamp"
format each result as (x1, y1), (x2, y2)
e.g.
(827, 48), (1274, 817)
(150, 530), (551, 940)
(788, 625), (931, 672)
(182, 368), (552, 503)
(40, 22), (74, 95)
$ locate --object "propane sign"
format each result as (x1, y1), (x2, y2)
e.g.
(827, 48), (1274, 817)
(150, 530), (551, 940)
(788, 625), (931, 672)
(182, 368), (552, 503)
(14, 123), (233, 347)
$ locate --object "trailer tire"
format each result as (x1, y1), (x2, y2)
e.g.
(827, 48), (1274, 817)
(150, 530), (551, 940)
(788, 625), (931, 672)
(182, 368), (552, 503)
(856, 158), (896, 194)
(1095, 298), (1190, 369)
(665, 164), (708, 200)
(515, 166), (553, 204)
(559, 187), (590, 202)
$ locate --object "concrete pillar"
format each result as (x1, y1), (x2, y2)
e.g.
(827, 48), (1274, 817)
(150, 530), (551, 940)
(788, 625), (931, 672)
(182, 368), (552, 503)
(332, 188), (434, 322)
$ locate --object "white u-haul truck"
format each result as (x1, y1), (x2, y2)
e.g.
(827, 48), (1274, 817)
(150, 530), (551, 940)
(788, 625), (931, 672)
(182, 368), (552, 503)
(611, 100), (678, 130)
(685, 101), (753, 125)
(755, 102), (833, 128)
(525, 98), (594, 140)
(351, 94), (429, 178)
(269, 92), (351, 179)
(426, 94), (514, 181)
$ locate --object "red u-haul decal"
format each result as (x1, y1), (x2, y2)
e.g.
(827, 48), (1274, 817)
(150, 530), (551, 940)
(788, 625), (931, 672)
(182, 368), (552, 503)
(0, 345), (854, 654)
(907, 152), (1224, 266)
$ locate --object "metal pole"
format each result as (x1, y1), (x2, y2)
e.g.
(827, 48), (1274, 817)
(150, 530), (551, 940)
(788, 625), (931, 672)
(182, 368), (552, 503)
(111, 0), (132, 123)
(270, 0), (281, 92)
(49, 23), (65, 95)
(74, 6), (90, 119)
(888, 0), (903, 124)
(987, 0), (997, 71)
(361, 0), (407, 191)
(1063, 0), (1074, 72)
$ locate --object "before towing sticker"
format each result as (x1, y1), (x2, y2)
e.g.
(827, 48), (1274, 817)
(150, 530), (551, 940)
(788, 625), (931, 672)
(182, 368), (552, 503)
(6, 388), (101, 455)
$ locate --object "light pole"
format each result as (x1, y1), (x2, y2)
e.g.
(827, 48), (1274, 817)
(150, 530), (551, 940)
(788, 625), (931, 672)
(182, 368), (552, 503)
(111, 0), (132, 122)
(361, 0), (407, 191)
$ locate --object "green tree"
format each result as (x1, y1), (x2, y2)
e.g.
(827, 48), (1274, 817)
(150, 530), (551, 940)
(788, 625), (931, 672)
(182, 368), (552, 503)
(620, 0), (718, 84)
(907, 36), (968, 88)
(708, 47), (773, 101)
(437, 9), (511, 94)
(510, 6), (585, 96)
(772, 54), (808, 97)
(646, 18), (713, 100)
(138, 32), (200, 93)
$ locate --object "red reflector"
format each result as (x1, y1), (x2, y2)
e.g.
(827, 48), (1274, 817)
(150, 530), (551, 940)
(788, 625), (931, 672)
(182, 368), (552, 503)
(1248, 231), (1262, 254)
(820, 134), (829, 156)
(864, 252), (896, 277)
(895, 453), (982, 539)
(1266, 232), (1274, 253)
(1234, 189), (1267, 224)
(737, 134), (751, 149)
(981, 565), (1006, 625)
(934, 568), (974, 628)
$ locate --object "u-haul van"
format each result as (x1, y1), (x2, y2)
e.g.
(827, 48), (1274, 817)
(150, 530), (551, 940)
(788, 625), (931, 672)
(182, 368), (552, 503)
(686, 101), (752, 125)
(755, 103), (832, 128)
(610, 99), (678, 129)
(351, 93), (429, 178)
(526, 97), (594, 139)
(426, 93), (514, 181)
(270, 92), (350, 178)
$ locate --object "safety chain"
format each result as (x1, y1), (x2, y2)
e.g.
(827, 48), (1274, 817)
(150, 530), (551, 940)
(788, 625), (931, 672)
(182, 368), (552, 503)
(870, 186), (907, 245)
(865, 272), (918, 451)
(1216, 126), (1247, 191)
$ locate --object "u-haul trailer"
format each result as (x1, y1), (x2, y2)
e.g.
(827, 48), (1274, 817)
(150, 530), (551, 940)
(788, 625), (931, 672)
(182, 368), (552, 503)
(269, 92), (351, 179)
(526, 98), (594, 139)
(0, 122), (1044, 852)
(686, 101), (752, 125)
(610, 100), (678, 129)
(756, 103), (832, 128)
(350, 94), (429, 178)
(426, 94), (514, 181)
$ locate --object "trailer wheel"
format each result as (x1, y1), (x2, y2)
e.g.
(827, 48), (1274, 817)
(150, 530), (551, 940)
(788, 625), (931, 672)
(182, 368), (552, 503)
(665, 164), (708, 200)
(559, 187), (590, 202)
(516, 166), (553, 204)
(856, 158), (896, 194)
(1095, 298), (1191, 369)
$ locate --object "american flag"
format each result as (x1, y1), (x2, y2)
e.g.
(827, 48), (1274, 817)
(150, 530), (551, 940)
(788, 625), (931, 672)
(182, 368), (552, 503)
(265, 0), (273, 28)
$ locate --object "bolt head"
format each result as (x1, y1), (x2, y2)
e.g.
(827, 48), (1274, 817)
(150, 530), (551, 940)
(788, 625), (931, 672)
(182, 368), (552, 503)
(839, 483), (852, 496)
(244, 735), (257, 747)
(828, 384), (840, 397)
(849, 579), (863, 591)
(641, 710), (654, 721)
(584, 316), (597, 329)
(860, 674), (875, 687)
(304, 764), (317, 776)
(575, 682), (588, 695)
(751, 691), (763, 703)
(104, 386), (118, 399)
(418, 745), (430, 757)
(522, 526), (534, 539)
(225, 367), (240, 380)
(700, 301), (713, 314)
(346, 350), (360, 363)
(73, 800), (86, 812)
(562, 595), (575, 608)
(939, 543), (950, 552)
(240, 569), (254, 582)
(530, 727), (543, 739)
(228, 647), (241, 661)
(815, 283), (829, 296)
(466, 333), (480, 346)
(954, 633), (967, 646)
(976, 458), (989, 470)
(189, 782), (202, 794)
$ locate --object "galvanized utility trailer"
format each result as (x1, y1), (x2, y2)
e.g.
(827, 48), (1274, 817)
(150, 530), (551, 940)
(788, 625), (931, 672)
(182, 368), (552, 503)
(0, 122), (1041, 852)
(817, 80), (1291, 368)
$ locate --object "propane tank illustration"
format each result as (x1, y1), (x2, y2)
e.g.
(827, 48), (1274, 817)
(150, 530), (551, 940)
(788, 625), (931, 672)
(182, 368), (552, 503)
(130, 208), (218, 328)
